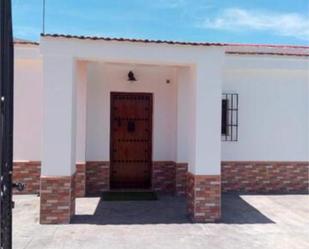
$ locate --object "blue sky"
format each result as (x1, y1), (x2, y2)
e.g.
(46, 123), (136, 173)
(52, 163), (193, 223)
(13, 0), (309, 45)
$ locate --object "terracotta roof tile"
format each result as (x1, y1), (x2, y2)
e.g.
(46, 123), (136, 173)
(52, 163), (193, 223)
(41, 33), (228, 47)
(41, 33), (309, 50)
(14, 38), (39, 45)
(39, 33), (309, 57)
(226, 51), (309, 57)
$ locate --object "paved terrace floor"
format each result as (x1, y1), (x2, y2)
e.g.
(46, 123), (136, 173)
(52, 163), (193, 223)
(13, 194), (309, 249)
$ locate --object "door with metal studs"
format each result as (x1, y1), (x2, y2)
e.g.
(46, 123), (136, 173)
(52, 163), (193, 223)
(110, 92), (153, 189)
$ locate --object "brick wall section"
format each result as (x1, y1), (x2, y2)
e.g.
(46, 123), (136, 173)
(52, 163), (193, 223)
(187, 173), (221, 223)
(71, 174), (76, 217)
(12, 160), (188, 196)
(40, 175), (75, 224)
(86, 161), (110, 195)
(152, 161), (176, 193)
(222, 161), (309, 193)
(13, 161), (41, 194)
(14, 160), (308, 198)
(175, 163), (188, 196)
(187, 172), (195, 217)
(75, 163), (86, 197)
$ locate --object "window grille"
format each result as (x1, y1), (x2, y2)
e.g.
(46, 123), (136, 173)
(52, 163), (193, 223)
(222, 93), (238, 141)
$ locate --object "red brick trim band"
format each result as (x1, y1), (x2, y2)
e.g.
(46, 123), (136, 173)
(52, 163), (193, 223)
(152, 161), (175, 193)
(13, 161), (41, 194)
(84, 161), (188, 196)
(13, 162), (85, 196)
(14, 160), (308, 197)
(86, 161), (110, 195)
(222, 161), (309, 193)
(13, 160), (188, 197)
(75, 163), (86, 197)
(40, 175), (75, 224)
(152, 162), (188, 196)
(187, 173), (221, 223)
(175, 163), (188, 196)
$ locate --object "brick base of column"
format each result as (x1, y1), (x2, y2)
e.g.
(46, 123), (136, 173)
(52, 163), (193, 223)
(187, 172), (221, 223)
(40, 175), (75, 224)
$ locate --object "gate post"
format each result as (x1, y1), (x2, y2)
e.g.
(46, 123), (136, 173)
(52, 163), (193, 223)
(0, 0), (14, 247)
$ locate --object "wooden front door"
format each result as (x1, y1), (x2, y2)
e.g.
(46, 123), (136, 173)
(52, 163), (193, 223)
(110, 92), (153, 189)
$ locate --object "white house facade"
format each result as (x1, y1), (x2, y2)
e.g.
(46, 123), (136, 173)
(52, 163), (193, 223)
(13, 35), (309, 224)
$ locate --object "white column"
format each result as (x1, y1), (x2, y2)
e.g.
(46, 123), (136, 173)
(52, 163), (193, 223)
(75, 61), (87, 164)
(192, 49), (225, 175)
(176, 67), (190, 163)
(42, 56), (77, 176)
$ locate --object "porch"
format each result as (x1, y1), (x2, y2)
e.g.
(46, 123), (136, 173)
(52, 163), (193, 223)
(39, 34), (224, 224)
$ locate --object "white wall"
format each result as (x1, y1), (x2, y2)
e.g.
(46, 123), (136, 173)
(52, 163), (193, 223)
(41, 37), (225, 175)
(16, 37), (309, 175)
(14, 47), (87, 168)
(222, 55), (309, 161)
(14, 58), (42, 161)
(176, 67), (193, 163)
(86, 62), (178, 161)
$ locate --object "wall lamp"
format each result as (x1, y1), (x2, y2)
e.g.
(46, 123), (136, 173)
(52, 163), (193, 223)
(128, 71), (137, 82)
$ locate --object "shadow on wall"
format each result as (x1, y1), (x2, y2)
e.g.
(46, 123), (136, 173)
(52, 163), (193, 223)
(71, 194), (274, 225)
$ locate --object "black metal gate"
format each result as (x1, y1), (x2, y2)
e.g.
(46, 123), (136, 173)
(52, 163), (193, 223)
(0, 0), (14, 248)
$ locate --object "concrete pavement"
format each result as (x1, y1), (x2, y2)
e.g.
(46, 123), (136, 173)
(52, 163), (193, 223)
(13, 194), (309, 249)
